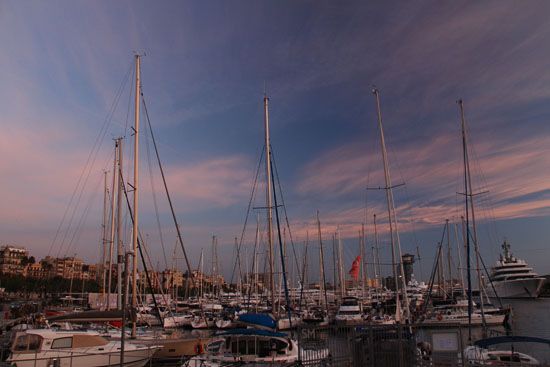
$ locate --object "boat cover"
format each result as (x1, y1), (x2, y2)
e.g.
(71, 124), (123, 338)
(47, 309), (135, 322)
(238, 313), (277, 330)
(474, 336), (550, 348)
(218, 328), (287, 338)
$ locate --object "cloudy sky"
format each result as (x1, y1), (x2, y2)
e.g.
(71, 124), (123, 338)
(1, 1), (549, 281)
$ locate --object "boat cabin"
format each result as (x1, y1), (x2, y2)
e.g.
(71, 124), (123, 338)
(12, 330), (109, 353)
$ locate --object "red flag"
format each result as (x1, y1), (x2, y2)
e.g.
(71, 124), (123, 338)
(348, 255), (361, 281)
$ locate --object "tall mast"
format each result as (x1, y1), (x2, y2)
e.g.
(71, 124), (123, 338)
(455, 221), (467, 298)
(372, 88), (409, 322)
(446, 219), (453, 298)
(332, 234), (337, 295)
(199, 249), (204, 298)
(101, 170), (108, 307)
(373, 214), (381, 290)
(107, 139), (119, 310)
(337, 230), (345, 299)
(263, 94), (276, 316)
(254, 213), (260, 298)
(459, 99), (487, 334)
(131, 54), (141, 338)
(360, 224), (366, 299)
(459, 99), (474, 342)
(316, 211), (329, 310)
(116, 139), (123, 309)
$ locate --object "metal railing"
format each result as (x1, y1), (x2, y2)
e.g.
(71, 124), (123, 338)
(293, 323), (550, 367)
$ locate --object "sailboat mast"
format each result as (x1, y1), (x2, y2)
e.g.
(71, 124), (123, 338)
(316, 211), (329, 310)
(107, 139), (119, 310)
(360, 224), (366, 299)
(459, 99), (473, 342)
(372, 88), (409, 321)
(116, 139), (123, 309)
(373, 214), (381, 289)
(461, 101), (487, 331)
(101, 170), (108, 307)
(455, 221), (467, 298)
(263, 94), (276, 316)
(337, 230), (345, 298)
(446, 219), (453, 298)
(131, 54), (141, 338)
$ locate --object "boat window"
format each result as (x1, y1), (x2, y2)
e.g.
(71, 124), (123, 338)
(72, 335), (108, 348)
(247, 339), (256, 355)
(238, 340), (247, 355)
(231, 340), (238, 354)
(258, 340), (271, 357)
(13, 335), (29, 351)
(270, 338), (288, 353)
(206, 340), (223, 353)
(28, 335), (42, 351)
(51, 337), (73, 349)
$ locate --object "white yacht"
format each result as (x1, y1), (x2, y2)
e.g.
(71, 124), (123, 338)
(183, 329), (299, 366)
(7, 329), (159, 367)
(335, 296), (364, 325)
(487, 240), (546, 299)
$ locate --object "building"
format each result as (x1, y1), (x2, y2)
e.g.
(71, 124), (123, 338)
(0, 245), (29, 276)
(24, 263), (47, 279)
(402, 253), (415, 284)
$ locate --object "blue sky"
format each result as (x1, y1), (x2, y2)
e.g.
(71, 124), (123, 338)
(1, 1), (549, 281)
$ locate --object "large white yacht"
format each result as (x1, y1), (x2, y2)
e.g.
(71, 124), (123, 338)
(487, 240), (546, 299)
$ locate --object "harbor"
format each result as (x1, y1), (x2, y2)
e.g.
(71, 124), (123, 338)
(2, 1), (550, 366)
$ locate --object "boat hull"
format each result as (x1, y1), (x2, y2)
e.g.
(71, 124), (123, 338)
(8, 345), (158, 367)
(488, 277), (545, 299)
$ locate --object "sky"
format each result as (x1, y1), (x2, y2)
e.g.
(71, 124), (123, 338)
(1, 1), (549, 282)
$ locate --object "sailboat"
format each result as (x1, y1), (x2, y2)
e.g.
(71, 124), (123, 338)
(371, 88), (410, 323)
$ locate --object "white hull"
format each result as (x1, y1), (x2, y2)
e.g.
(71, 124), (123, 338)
(277, 316), (302, 330)
(488, 277), (545, 299)
(163, 314), (193, 328)
(421, 313), (505, 327)
(8, 344), (157, 367)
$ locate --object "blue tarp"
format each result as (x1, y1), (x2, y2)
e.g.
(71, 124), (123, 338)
(474, 336), (550, 348)
(238, 313), (277, 330)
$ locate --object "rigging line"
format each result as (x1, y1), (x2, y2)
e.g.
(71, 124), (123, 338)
(270, 147), (303, 287)
(141, 234), (171, 308)
(63, 172), (104, 258)
(57, 152), (111, 257)
(123, 67), (136, 139)
(143, 116), (168, 269)
(56, 146), (116, 259)
(465, 123), (501, 252)
(467, 229), (503, 309)
(141, 92), (196, 289)
(229, 146), (265, 286)
(272, 170), (292, 325)
(119, 169), (164, 324)
(422, 243), (446, 314)
(52, 64), (133, 258)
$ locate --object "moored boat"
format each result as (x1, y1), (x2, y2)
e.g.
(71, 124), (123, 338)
(7, 329), (159, 367)
(487, 240), (546, 299)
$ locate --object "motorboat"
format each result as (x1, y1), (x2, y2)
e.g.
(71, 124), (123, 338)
(7, 329), (159, 367)
(335, 296), (364, 326)
(183, 328), (299, 366)
(463, 336), (549, 366)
